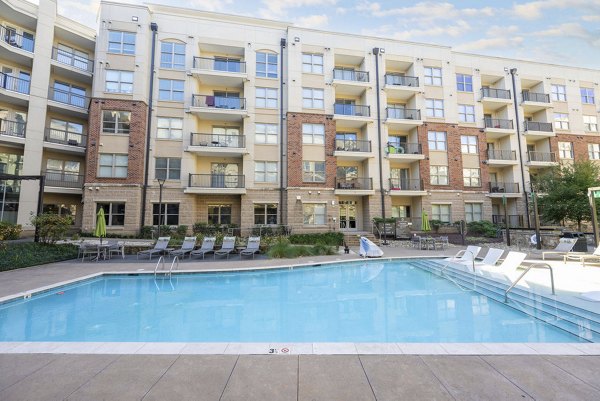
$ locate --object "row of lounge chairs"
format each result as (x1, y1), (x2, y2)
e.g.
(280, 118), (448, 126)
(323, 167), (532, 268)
(445, 245), (528, 279)
(137, 236), (261, 260)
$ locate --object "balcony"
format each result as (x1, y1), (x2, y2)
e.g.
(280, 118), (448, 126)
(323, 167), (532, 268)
(523, 121), (554, 138)
(334, 177), (373, 195)
(47, 87), (90, 116)
(190, 94), (247, 122)
(481, 88), (512, 110)
(332, 69), (370, 95)
(50, 47), (93, 81)
(389, 178), (427, 196)
(492, 214), (524, 228)
(0, 26), (34, 67)
(528, 151), (558, 168)
(488, 182), (520, 195)
(486, 149), (517, 166)
(383, 74), (420, 100)
(521, 91), (552, 113)
(44, 128), (87, 153)
(44, 171), (84, 194)
(333, 138), (372, 161)
(191, 57), (247, 87)
(185, 173), (246, 194)
(0, 118), (26, 139)
(187, 133), (246, 157)
(386, 142), (424, 161)
(333, 103), (371, 128)
(483, 118), (514, 138)
(0, 72), (30, 106)
(384, 107), (422, 130)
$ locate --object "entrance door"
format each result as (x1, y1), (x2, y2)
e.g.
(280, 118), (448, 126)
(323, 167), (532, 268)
(211, 163), (238, 188)
(339, 200), (357, 230)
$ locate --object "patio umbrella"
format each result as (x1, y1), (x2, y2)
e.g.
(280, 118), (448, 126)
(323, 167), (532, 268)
(422, 211), (431, 232)
(95, 207), (107, 244)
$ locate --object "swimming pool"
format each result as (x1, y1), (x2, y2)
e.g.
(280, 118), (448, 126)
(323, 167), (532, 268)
(0, 259), (595, 343)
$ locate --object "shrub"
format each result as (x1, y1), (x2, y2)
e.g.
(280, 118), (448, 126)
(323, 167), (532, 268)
(467, 220), (499, 238)
(429, 220), (443, 232)
(0, 221), (22, 241)
(311, 243), (336, 256)
(175, 225), (188, 238)
(288, 232), (344, 246)
(30, 213), (72, 244)
(0, 243), (79, 271)
(140, 226), (154, 239)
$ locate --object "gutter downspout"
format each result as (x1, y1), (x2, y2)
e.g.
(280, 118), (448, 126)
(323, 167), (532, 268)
(373, 48), (388, 245)
(279, 38), (286, 226)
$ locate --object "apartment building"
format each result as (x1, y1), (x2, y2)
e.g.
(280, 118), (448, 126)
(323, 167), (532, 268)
(0, 0), (95, 232)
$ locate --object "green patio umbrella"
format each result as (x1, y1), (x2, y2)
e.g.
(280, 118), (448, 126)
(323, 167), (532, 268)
(422, 210), (431, 232)
(95, 207), (107, 244)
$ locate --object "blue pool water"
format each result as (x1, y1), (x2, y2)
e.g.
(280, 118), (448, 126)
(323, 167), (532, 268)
(0, 260), (587, 342)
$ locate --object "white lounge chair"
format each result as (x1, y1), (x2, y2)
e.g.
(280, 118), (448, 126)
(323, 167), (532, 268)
(460, 247), (504, 268)
(137, 237), (171, 260)
(564, 244), (600, 266)
(214, 236), (236, 259)
(169, 236), (197, 259)
(542, 238), (577, 260)
(480, 251), (528, 281)
(240, 236), (261, 259)
(190, 236), (216, 259)
(444, 245), (481, 263)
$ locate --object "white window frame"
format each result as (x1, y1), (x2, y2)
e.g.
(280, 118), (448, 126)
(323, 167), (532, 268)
(256, 87), (278, 108)
(108, 31), (135, 55)
(431, 204), (451, 223)
(254, 203), (278, 225)
(153, 203), (180, 226)
(461, 135), (478, 154)
(158, 79), (184, 101)
(558, 142), (573, 159)
(105, 70), (133, 94)
(428, 131), (447, 151)
(160, 42), (186, 70)
(426, 98), (444, 117)
(155, 157), (181, 180)
(589, 144), (600, 160)
(458, 104), (475, 123)
(302, 123), (325, 145)
(102, 111), (131, 134)
(463, 168), (481, 187)
(303, 203), (326, 225)
(96, 202), (125, 226)
(456, 74), (473, 92)
(256, 52), (278, 78)
(302, 88), (324, 109)
(302, 53), (324, 74)
(584, 115), (598, 132)
(554, 113), (569, 130)
(255, 123), (278, 144)
(581, 87), (595, 104)
(254, 161), (278, 183)
(157, 117), (183, 139)
(430, 166), (448, 185)
(424, 67), (442, 86)
(465, 203), (482, 223)
(98, 154), (128, 178)
(551, 84), (567, 101)
(303, 161), (325, 182)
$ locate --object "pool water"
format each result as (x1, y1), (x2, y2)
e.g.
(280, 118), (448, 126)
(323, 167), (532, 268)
(0, 260), (587, 343)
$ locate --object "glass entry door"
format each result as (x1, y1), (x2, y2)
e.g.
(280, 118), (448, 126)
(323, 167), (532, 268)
(339, 200), (357, 230)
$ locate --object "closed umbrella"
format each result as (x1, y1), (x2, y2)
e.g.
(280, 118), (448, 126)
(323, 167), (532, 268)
(95, 207), (107, 244)
(422, 211), (431, 232)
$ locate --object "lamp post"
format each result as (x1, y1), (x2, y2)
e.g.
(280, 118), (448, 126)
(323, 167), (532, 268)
(373, 47), (389, 245)
(157, 178), (165, 237)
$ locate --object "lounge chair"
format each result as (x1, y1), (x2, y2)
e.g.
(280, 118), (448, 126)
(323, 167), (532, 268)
(169, 236), (197, 259)
(190, 236), (216, 259)
(240, 236), (261, 259)
(137, 237), (171, 260)
(214, 236), (236, 259)
(444, 245), (481, 263)
(542, 238), (577, 260)
(460, 247), (504, 268)
(480, 251), (528, 281)
(564, 244), (600, 266)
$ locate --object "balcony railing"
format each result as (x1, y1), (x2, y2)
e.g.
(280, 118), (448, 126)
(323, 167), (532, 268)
(484, 118), (513, 130)
(44, 171), (84, 188)
(51, 47), (93, 73)
(48, 87), (90, 109)
(384, 74), (419, 87)
(528, 151), (556, 163)
(386, 107), (420, 120)
(192, 94), (246, 110)
(44, 128), (87, 147)
(386, 142), (421, 155)
(334, 138), (371, 152)
(188, 174), (245, 189)
(335, 177), (373, 190)
(481, 87), (511, 99)
(524, 121), (553, 132)
(0, 118), (26, 138)
(0, 25), (34, 52)
(522, 91), (550, 103)
(489, 182), (519, 193)
(333, 68), (369, 82)
(192, 57), (246, 73)
(492, 214), (524, 228)
(487, 149), (516, 160)
(190, 133), (245, 148)
(0, 72), (30, 94)
(334, 103), (370, 117)
(389, 178), (423, 191)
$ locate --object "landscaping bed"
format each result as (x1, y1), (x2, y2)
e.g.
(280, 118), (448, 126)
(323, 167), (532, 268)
(0, 243), (79, 272)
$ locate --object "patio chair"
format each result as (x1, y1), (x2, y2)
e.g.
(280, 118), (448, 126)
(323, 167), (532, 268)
(564, 244), (600, 267)
(460, 248), (504, 268)
(434, 236), (449, 250)
(542, 238), (577, 260)
(169, 237), (197, 259)
(137, 237), (171, 260)
(240, 236), (261, 259)
(107, 240), (125, 259)
(444, 245), (481, 263)
(190, 237), (216, 259)
(411, 235), (421, 248)
(214, 236), (236, 259)
(79, 241), (100, 262)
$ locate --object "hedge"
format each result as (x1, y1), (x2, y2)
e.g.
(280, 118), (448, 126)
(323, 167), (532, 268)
(0, 243), (79, 272)
(288, 232), (344, 246)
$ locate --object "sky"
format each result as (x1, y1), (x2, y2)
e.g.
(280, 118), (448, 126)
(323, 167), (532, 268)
(42, 0), (600, 69)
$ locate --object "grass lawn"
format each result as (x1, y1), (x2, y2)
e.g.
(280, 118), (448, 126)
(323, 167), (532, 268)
(0, 243), (79, 272)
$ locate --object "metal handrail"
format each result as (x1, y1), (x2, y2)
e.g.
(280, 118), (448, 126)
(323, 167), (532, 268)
(168, 256), (179, 277)
(0, 72), (30, 94)
(505, 262), (555, 302)
(0, 25), (35, 52)
(154, 256), (165, 277)
(51, 47), (94, 73)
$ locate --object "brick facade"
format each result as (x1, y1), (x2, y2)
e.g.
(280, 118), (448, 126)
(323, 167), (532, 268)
(552, 133), (600, 162)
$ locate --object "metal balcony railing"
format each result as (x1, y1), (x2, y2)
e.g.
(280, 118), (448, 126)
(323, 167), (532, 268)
(481, 87), (511, 99)
(492, 214), (524, 228)
(51, 47), (93, 73)
(484, 118), (514, 129)
(190, 133), (245, 148)
(386, 107), (420, 120)
(389, 178), (423, 191)
(0, 118), (26, 138)
(0, 25), (34, 52)
(386, 142), (421, 155)
(44, 128), (87, 147)
(48, 87), (90, 109)
(192, 94), (246, 110)
(334, 103), (370, 117)
(489, 182), (520, 193)
(524, 121), (553, 132)
(192, 57), (246, 73)
(334, 138), (371, 152)
(44, 171), (84, 188)
(384, 74), (419, 87)
(522, 91), (550, 103)
(0, 72), (30, 94)
(528, 151), (556, 162)
(333, 68), (369, 82)
(188, 174), (245, 189)
(335, 177), (373, 190)
(487, 149), (516, 160)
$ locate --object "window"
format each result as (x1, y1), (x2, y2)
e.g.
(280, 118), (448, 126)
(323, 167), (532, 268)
(458, 104), (475, 122)
(558, 142), (573, 159)
(425, 98), (444, 117)
(303, 203), (326, 225)
(456, 74), (473, 92)
(96, 203), (125, 226)
(303, 161), (325, 182)
(105, 70), (133, 93)
(254, 203), (278, 225)
(52, 81), (86, 107)
(424, 67), (442, 86)
(584, 115), (598, 132)
(256, 87), (278, 108)
(302, 123), (325, 144)
(430, 166), (448, 185)
(302, 88), (324, 109)
(98, 154), (128, 178)
(160, 42), (185, 69)
(153, 203), (179, 225)
(302, 53), (323, 74)
(48, 119), (83, 144)
(158, 79), (184, 101)
(589, 144), (600, 160)
(102, 111), (131, 134)
(431, 204), (451, 223)
(255, 123), (278, 144)
(551, 84), (566, 101)
(554, 113), (569, 130)
(428, 131), (447, 151)
(461, 136), (478, 154)
(157, 117), (183, 139)
(255, 161), (278, 183)
(463, 168), (481, 187)
(256, 52), (278, 78)
(155, 157), (181, 180)
(581, 88), (595, 104)
(207, 204), (231, 225)
(465, 203), (482, 223)
(108, 31), (135, 55)
(56, 43), (89, 71)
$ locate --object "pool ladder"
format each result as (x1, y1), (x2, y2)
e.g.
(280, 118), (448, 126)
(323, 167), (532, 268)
(505, 262), (555, 303)
(154, 255), (179, 278)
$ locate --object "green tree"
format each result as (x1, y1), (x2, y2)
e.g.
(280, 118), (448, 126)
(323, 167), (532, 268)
(535, 160), (600, 230)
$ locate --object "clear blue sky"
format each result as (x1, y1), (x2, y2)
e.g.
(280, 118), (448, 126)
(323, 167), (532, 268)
(46, 0), (600, 68)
